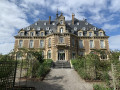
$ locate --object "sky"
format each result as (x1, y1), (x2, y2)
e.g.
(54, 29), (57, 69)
(0, 0), (120, 54)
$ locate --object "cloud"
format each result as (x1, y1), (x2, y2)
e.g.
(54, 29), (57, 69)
(109, 35), (120, 50)
(0, 0), (29, 54)
(0, 43), (14, 55)
(102, 24), (120, 31)
(109, 0), (120, 12)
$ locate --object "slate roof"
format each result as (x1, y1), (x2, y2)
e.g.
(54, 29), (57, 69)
(21, 15), (107, 36)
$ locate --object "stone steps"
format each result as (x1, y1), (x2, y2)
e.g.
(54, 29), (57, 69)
(53, 61), (71, 68)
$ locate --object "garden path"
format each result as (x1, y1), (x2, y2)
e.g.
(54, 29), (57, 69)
(15, 68), (94, 90)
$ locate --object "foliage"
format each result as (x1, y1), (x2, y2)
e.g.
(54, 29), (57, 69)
(71, 52), (111, 81)
(0, 54), (13, 61)
(27, 59), (53, 78)
(93, 84), (112, 90)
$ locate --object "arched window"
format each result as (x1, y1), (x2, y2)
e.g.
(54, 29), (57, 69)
(60, 27), (63, 33)
(47, 50), (51, 59)
(16, 51), (22, 60)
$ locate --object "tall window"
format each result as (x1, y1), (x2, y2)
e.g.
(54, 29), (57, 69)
(47, 50), (51, 59)
(79, 32), (82, 36)
(89, 32), (92, 37)
(40, 40), (44, 48)
(72, 38), (75, 46)
(60, 28), (63, 33)
(79, 40), (83, 48)
(41, 32), (44, 36)
(100, 32), (103, 36)
(29, 40), (33, 48)
(48, 38), (51, 47)
(19, 40), (23, 48)
(59, 37), (64, 43)
(100, 40), (105, 48)
(72, 52), (76, 59)
(20, 32), (24, 36)
(90, 40), (94, 48)
(30, 32), (34, 36)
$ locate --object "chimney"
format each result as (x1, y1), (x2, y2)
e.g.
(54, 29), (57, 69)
(72, 13), (75, 25)
(49, 16), (51, 24)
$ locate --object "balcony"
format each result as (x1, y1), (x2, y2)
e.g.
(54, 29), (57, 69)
(56, 43), (68, 47)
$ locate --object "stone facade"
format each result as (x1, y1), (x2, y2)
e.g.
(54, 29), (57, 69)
(14, 13), (109, 61)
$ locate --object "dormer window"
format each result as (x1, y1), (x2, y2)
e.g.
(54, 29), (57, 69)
(30, 32), (34, 36)
(44, 22), (46, 25)
(46, 27), (49, 30)
(79, 32), (83, 36)
(27, 27), (30, 30)
(52, 23), (55, 25)
(60, 27), (63, 33)
(20, 32), (24, 36)
(85, 22), (88, 25)
(100, 32), (103, 36)
(74, 27), (77, 30)
(93, 27), (96, 31)
(41, 32), (44, 36)
(60, 20), (63, 24)
(77, 22), (79, 25)
(35, 22), (37, 25)
(68, 23), (71, 25)
(89, 32), (92, 37)
(82, 27), (86, 30)
(37, 27), (40, 30)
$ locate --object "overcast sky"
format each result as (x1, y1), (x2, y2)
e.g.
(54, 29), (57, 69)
(0, 0), (120, 54)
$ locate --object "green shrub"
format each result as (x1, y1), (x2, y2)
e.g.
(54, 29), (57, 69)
(93, 84), (112, 90)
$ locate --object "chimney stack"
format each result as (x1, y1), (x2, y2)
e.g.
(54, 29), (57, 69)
(72, 13), (75, 25)
(49, 16), (51, 24)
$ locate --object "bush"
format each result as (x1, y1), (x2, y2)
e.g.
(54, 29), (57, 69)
(93, 84), (112, 90)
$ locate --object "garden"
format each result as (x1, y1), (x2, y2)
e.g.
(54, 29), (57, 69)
(0, 48), (53, 89)
(71, 49), (120, 90)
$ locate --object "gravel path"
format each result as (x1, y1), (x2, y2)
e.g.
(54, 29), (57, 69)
(15, 68), (93, 90)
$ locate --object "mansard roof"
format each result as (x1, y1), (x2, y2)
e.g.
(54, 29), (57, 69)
(20, 13), (107, 36)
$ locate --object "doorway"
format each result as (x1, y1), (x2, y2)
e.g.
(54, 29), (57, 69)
(58, 50), (65, 60)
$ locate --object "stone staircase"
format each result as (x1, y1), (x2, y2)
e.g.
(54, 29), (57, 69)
(53, 61), (71, 68)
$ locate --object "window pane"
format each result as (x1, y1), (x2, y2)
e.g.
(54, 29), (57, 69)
(29, 40), (33, 48)
(48, 50), (51, 59)
(41, 32), (44, 36)
(59, 37), (64, 43)
(40, 40), (44, 48)
(79, 40), (83, 48)
(100, 40), (104, 48)
(89, 32), (92, 37)
(48, 38), (51, 47)
(19, 40), (23, 48)
(90, 40), (94, 48)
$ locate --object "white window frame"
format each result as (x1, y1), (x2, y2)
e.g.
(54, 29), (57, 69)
(35, 22), (37, 25)
(82, 27), (86, 30)
(47, 50), (51, 59)
(44, 22), (46, 25)
(89, 32), (92, 37)
(90, 40), (94, 48)
(19, 40), (23, 48)
(100, 40), (105, 48)
(74, 27), (77, 31)
(27, 27), (30, 30)
(79, 32), (83, 36)
(40, 40), (44, 48)
(77, 22), (79, 25)
(30, 32), (34, 36)
(60, 28), (63, 33)
(29, 40), (34, 48)
(48, 38), (51, 47)
(41, 32), (44, 36)
(37, 27), (40, 30)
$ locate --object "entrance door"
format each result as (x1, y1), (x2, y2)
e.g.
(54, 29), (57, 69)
(58, 50), (65, 60)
